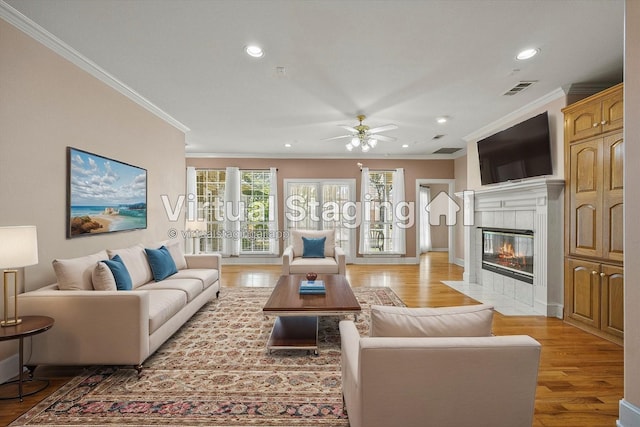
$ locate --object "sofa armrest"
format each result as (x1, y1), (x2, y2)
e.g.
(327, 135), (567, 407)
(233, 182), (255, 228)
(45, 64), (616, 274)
(18, 290), (150, 366)
(339, 320), (360, 380)
(282, 245), (293, 274)
(184, 253), (221, 270)
(334, 246), (346, 275)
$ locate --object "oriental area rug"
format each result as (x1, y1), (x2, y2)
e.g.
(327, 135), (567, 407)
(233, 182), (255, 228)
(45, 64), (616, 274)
(11, 287), (404, 426)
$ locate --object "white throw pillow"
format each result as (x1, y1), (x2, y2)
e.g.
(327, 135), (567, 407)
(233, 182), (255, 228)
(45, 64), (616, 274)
(370, 304), (494, 337)
(107, 244), (153, 288)
(291, 229), (335, 258)
(91, 262), (117, 291)
(53, 250), (109, 290)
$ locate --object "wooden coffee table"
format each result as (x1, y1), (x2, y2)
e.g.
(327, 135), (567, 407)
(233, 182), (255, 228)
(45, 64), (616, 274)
(263, 274), (361, 354)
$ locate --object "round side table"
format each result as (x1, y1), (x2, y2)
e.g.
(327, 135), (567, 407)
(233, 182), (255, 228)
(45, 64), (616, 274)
(0, 315), (54, 401)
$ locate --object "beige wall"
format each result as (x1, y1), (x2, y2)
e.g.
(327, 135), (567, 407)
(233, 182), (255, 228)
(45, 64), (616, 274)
(187, 157), (454, 258)
(466, 96), (567, 190)
(624, 0), (640, 415)
(0, 20), (186, 363)
(454, 155), (467, 263)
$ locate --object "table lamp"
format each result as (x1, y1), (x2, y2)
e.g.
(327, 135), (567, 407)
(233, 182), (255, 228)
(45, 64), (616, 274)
(185, 219), (207, 254)
(0, 226), (38, 327)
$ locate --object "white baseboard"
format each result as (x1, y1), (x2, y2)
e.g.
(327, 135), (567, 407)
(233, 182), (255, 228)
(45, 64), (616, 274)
(618, 399), (640, 427)
(0, 353), (19, 383)
(534, 300), (564, 319)
(353, 257), (419, 265)
(221, 257), (281, 265)
(454, 257), (464, 267)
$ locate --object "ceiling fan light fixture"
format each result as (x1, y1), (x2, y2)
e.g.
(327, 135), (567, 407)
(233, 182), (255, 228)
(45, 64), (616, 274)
(368, 138), (377, 148)
(361, 144), (370, 153)
(346, 143), (354, 151)
(351, 136), (360, 147)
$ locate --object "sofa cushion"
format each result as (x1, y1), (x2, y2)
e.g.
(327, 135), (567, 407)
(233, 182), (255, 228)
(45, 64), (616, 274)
(92, 262), (117, 291)
(139, 278), (203, 302)
(53, 250), (109, 290)
(107, 244), (153, 288)
(145, 246), (178, 281)
(167, 269), (219, 289)
(164, 239), (187, 270)
(370, 304), (494, 338)
(102, 255), (133, 291)
(289, 257), (339, 274)
(302, 236), (326, 258)
(147, 289), (187, 334)
(292, 229), (335, 258)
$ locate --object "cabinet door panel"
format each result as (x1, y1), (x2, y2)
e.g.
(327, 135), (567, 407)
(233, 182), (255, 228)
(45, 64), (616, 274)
(603, 133), (624, 262)
(566, 104), (601, 142)
(569, 140), (603, 257)
(565, 258), (600, 328)
(602, 91), (624, 133)
(601, 264), (624, 338)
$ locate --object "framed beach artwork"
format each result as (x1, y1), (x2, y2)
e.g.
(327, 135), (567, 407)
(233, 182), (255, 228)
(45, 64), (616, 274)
(67, 147), (147, 238)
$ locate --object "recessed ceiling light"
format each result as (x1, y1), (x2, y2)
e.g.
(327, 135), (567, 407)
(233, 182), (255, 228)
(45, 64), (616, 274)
(245, 45), (264, 58)
(284, 143), (292, 148)
(402, 144), (409, 148)
(436, 117), (448, 124)
(516, 48), (539, 60)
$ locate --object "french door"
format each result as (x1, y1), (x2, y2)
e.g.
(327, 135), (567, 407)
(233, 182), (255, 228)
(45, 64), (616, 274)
(284, 179), (356, 262)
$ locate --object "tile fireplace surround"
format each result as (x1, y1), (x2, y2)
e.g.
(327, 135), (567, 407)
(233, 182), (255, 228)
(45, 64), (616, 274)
(460, 178), (565, 317)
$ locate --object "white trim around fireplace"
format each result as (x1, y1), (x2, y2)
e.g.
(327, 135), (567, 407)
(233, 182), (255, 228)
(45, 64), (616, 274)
(458, 178), (565, 318)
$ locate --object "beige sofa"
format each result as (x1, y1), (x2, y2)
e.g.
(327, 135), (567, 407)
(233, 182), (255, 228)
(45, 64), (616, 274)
(282, 229), (346, 275)
(18, 240), (220, 372)
(340, 305), (541, 427)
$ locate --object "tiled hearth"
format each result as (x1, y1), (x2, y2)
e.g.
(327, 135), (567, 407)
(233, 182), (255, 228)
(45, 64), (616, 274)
(459, 178), (565, 317)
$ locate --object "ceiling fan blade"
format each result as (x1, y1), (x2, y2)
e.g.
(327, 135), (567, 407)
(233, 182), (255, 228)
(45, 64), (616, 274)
(323, 135), (352, 141)
(368, 124), (398, 133)
(338, 125), (358, 133)
(371, 134), (397, 142)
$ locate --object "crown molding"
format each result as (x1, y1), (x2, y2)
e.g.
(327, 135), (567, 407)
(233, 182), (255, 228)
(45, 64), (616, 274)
(0, 1), (190, 134)
(463, 87), (567, 142)
(185, 149), (467, 160)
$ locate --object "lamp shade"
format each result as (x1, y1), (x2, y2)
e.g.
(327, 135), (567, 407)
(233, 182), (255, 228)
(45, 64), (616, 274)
(186, 220), (208, 233)
(0, 226), (39, 269)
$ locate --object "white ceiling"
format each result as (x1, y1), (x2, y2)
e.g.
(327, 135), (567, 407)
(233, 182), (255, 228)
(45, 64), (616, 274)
(4, 0), (624, 159)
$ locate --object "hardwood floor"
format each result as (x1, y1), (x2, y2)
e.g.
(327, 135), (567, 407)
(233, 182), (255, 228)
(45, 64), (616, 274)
(0, 252), (623, 426)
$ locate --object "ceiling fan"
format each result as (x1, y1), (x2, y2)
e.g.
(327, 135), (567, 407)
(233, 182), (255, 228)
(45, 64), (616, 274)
(325, 115), (398, 152)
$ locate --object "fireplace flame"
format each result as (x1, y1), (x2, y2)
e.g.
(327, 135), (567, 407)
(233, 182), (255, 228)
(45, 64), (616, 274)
(498, 242), (527, 266)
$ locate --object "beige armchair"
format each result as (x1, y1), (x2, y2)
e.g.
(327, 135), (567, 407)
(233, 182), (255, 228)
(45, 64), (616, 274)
(339, 305), (541, 427)
(282, 229), (346, 275)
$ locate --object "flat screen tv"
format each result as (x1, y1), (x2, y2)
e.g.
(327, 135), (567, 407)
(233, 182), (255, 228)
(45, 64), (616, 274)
(477, 111), (553, 185)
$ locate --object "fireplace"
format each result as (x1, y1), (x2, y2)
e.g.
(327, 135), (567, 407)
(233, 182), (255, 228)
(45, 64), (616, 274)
(481, 228), (534, 284)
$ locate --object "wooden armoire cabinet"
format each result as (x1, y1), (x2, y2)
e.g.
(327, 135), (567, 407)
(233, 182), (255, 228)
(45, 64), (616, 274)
(563, 83), (624, 345)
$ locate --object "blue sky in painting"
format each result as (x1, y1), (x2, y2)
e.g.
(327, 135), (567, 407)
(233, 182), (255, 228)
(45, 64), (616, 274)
(70, 149), (146, 206)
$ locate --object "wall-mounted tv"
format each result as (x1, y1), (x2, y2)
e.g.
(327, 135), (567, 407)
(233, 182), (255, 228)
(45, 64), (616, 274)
(477, 111), (553, 185)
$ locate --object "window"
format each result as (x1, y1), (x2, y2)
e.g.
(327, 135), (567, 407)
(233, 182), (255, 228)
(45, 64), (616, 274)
(284, 179), (356, 261)
(240, 170), (272, 254)
(195, 169), (225, 252)
(193, 168), (277, 255)
(360, 168), (406, 255)
(366, 171), (394, 252)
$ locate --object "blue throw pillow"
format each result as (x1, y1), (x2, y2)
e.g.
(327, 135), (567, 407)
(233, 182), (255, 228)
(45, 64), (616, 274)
(103, 254), (133, 291)
(145, 246), (178, 281)
(302, 236), (326, 258)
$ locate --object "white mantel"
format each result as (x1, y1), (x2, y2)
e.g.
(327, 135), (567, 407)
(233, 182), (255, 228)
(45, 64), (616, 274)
(461, 178), (565, 317)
